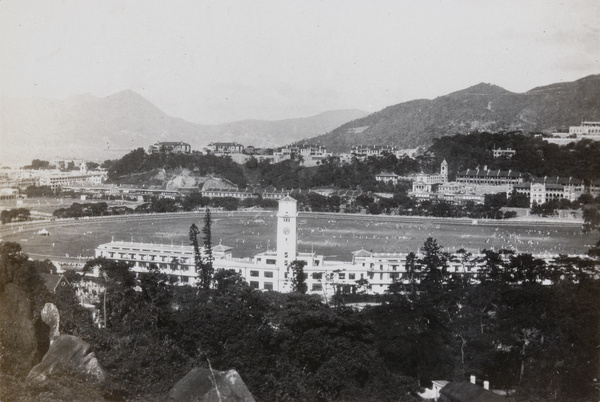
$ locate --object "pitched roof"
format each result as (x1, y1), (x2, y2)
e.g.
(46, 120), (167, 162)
(456, 169), (522, 178)
(280, 195), (297, 202)
(41, 274), (71, 293)
(439, 382), (512, 402)
(352, 249), (373, 257)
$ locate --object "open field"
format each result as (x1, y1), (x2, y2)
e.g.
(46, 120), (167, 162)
(1, 211), (597, 263)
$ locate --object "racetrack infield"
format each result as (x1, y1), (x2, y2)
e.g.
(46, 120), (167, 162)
(2, 212), (596, 263)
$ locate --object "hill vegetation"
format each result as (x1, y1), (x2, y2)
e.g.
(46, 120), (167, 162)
(105, 131), (600, 191)
(301, 74), (600, 152)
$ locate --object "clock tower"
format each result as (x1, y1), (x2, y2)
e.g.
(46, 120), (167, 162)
(277, 195), (298, 267)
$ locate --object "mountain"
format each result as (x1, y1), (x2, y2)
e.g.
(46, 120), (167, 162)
(0, 91), (367, 165)
(300, 74), (600, 152)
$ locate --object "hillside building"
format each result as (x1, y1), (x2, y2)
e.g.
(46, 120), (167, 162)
(148, 141), (191, 154)
(205, 142), (245, 155)
(375, 172), (402, 185)
(492, 148), (516, 158)
(349, 145), (417, 161)
(569, 121), (600, 140)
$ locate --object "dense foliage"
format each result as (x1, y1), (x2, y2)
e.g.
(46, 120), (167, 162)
(107, 148), (247, 187)
(1, 237), (599, 401)
(0, 208), (31, 224)
(429, 132), (600, 181)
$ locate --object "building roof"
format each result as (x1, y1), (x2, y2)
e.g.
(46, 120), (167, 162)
(352, 249), (373, 257)
(213, 244), (233, 252)
(152, 141), (190, 146)
(41, 274), (71, 293)
(280, 195), (297, 202)
(457, 169), (522, 178)
(376, 172), (399, 177)
(209, 142), (243, 147)
(439, 382), (512, 402)
(533, 176), (583, 185)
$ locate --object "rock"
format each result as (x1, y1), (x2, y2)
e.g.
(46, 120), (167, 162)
(41, 302), (60, 344)
(166, 367), (255, 402)
(0, 282), (39, 373)
(27, 303), (106, 383)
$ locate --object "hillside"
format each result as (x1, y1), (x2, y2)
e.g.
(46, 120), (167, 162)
(0, 91), (367, 165)
(300, 74), (600, 152)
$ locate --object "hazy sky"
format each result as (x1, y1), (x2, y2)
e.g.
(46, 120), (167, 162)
(1, 0), (598, 124)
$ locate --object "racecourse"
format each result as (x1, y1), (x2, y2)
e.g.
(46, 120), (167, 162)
(1, 210), (596, 264)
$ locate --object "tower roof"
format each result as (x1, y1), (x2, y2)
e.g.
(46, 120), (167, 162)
(280, 195), (297, 202)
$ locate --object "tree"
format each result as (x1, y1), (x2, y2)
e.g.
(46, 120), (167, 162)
(418, 237), (448, 284)
(213, 269), (247, 292)
(289, 260), (307, 294)
(189, 223), (202, 287)
(582, 205), (600, 233)
(200, 209), (214, 290)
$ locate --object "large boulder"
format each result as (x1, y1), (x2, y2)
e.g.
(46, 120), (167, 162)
(27, 303), (105, 383)
(166, 367), (255, 402)
(0, 282), (39, 373)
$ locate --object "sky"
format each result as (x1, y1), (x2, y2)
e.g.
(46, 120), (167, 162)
(1, 0), (599, 125)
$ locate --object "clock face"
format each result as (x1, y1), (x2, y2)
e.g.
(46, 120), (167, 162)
(283, 227), (290, 235)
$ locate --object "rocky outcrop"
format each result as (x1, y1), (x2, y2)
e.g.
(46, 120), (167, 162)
(166, 367), (255, 402)
(0, 282), (38, 373)
(27, 303), (105, 383)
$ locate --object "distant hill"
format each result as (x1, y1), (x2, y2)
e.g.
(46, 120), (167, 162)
(0, 91), (367, 165)
(300, 74), (600, 152)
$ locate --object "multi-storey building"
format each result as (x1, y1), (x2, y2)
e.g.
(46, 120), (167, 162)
(492, 148), (516, 158)
(375, 172), (402, 185)
(569, 121), (600, 140)
(455, 168), (523, 186)
(205, 142), (245, 154)
(148, 141), (191, 154)
(513, 177), (585, 206)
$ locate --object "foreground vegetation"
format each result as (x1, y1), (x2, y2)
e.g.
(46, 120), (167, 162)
(1, 236), (599, 401)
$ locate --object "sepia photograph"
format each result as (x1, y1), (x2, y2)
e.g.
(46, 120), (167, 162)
(1, 0), (599, 401)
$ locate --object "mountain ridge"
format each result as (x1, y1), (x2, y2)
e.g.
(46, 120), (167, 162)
(0, 92), (367, 165)
(299, 74), (600, 152)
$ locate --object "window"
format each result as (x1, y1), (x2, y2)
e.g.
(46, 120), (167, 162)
(250, 270), (259, 277)
(311, 283), (322, 291)
(264, 282), (273, 290)
(181, 276), (189, 283)
(250, 281), (259, 289)
(349, 273), (355, 280)
(338, 273), (345, 279)
(266, 259), (277, 265)
(312, 272), (323, 279)
(264, 271), (273, 278)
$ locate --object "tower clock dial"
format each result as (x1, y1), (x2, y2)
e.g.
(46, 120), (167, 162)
(283, 227), (290, 235)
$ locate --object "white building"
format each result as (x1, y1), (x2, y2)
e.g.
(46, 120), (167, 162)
(492, 148), (516, 158)
(513, 177), (585, 206)
(569, 121), (600, 140)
